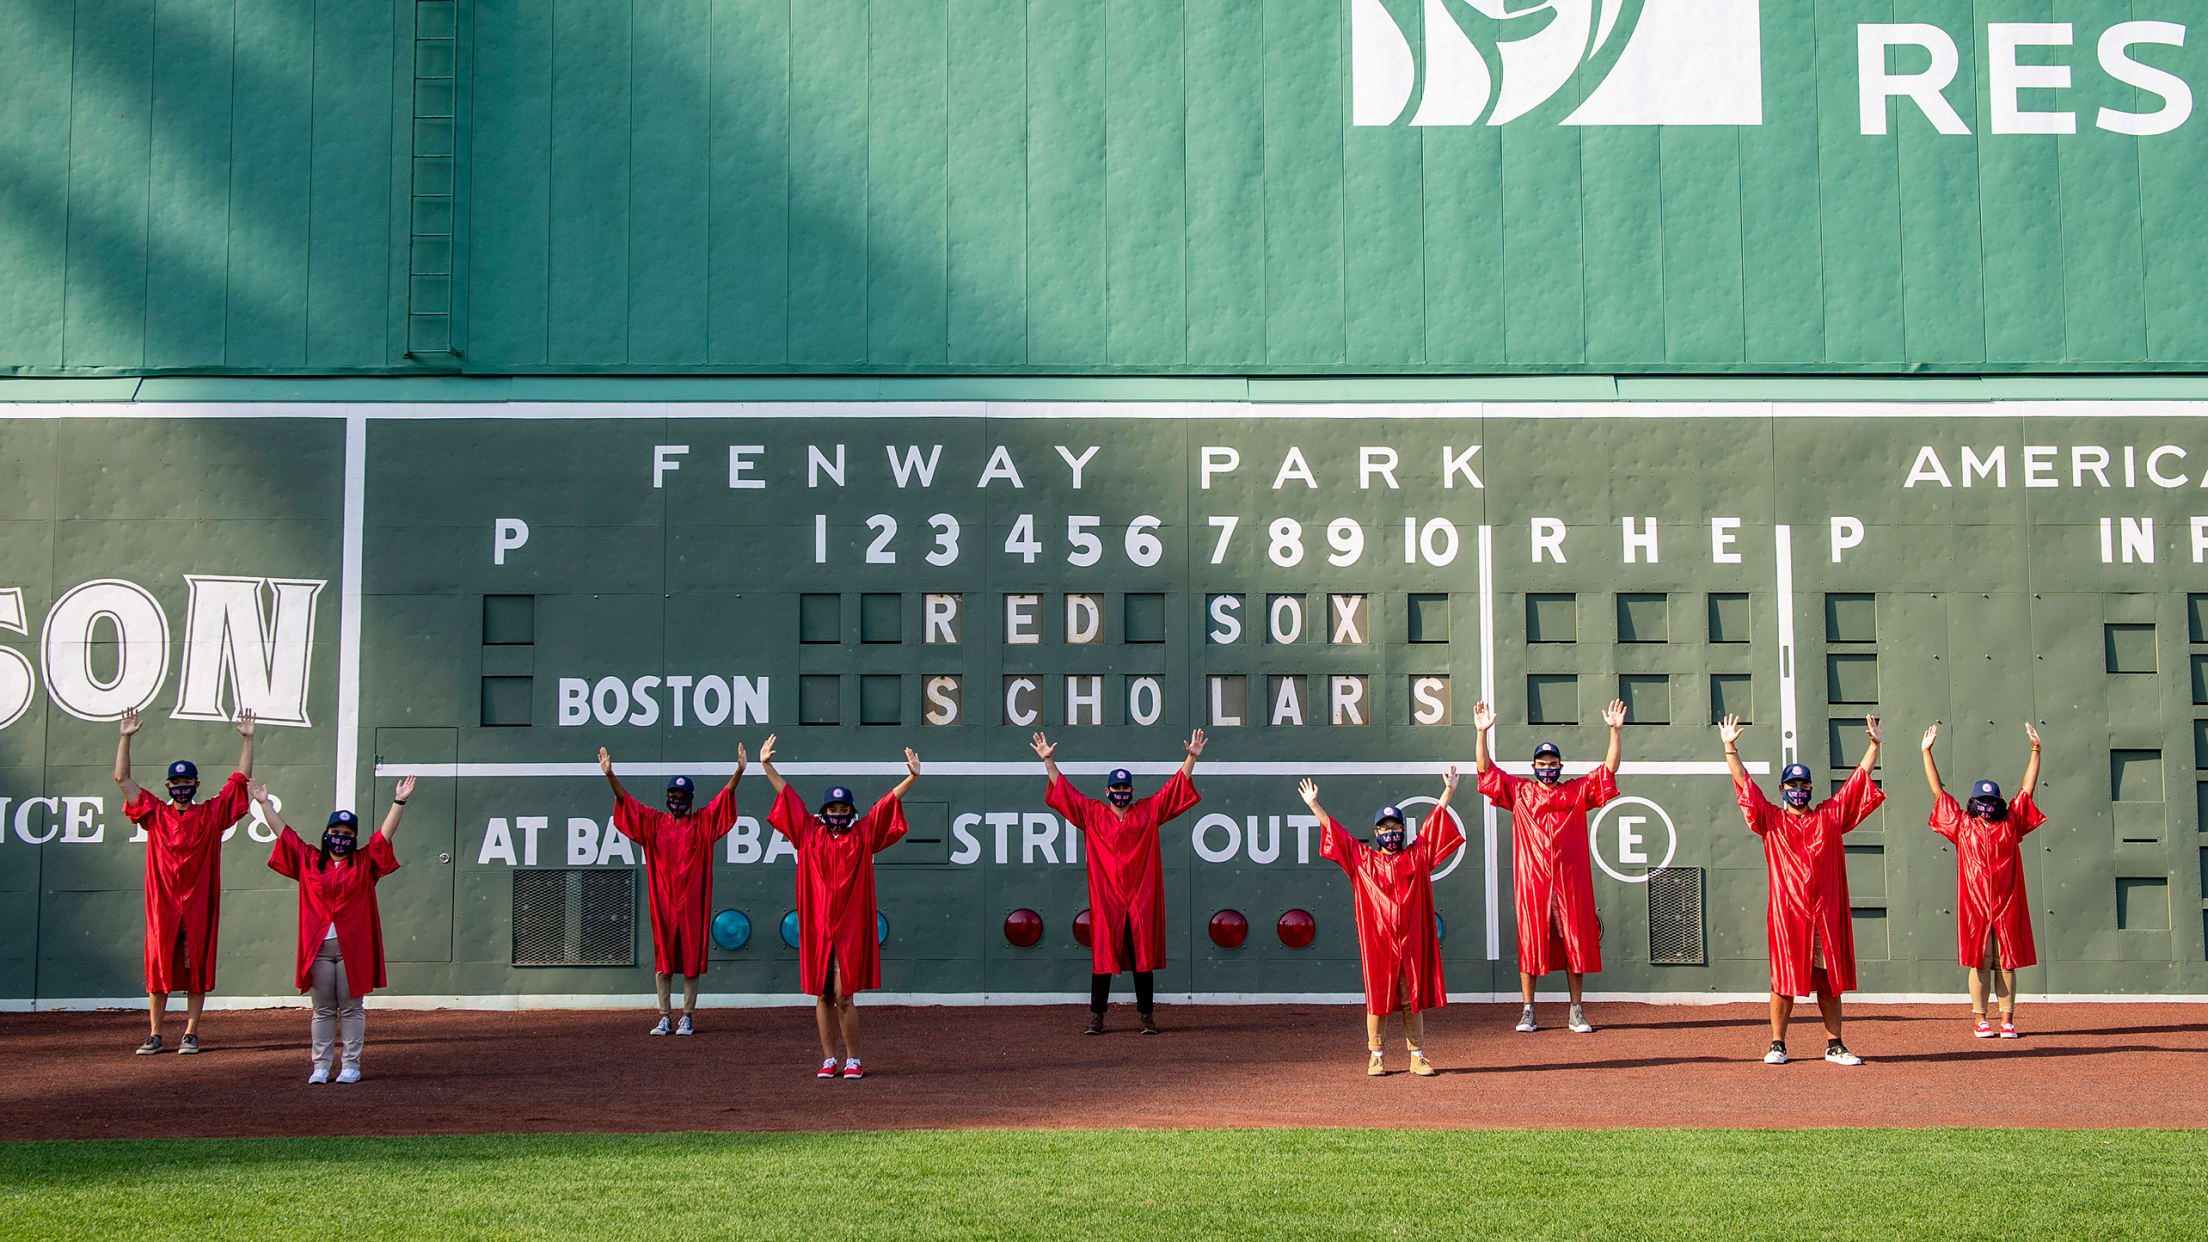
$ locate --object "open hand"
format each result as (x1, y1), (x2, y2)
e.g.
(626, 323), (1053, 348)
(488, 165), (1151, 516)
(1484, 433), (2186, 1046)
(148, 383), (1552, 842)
(1718, 715), (1745, 746)
(1471, 701), (1497, 732)
(1602, 699), (1627, 728)
(246, 779), (270, 805)
(119, 707), (144, 737)
(394, 775), (417, 802)
(597, 747), (614, 776)
(234, 708), (257, 737)
(1030, 732), (1055, 761)
(1866, 716), (1882, 744)
(734, 743), (749, 774)
(2024, 721), (2040, 748)
(1185, 728), (1208, 758)
(1921, 723), (1938, 752)
(905, 748), (921, 778)
(1442, 765), (1460, 791)
(1297, 778), (1320, 807)
(759, 734), (777, 765)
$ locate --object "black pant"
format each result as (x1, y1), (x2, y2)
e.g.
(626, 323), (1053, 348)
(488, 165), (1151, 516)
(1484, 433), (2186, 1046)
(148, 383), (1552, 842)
(1090, 927), (1153, 1015)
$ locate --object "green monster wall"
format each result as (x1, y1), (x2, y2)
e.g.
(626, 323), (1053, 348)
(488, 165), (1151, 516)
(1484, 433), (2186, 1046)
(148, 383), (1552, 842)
(2, 0), (2207, 1006)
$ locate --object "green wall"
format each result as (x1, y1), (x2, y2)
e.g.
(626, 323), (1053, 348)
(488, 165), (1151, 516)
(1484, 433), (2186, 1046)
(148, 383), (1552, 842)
(4, 1), (2207, 375)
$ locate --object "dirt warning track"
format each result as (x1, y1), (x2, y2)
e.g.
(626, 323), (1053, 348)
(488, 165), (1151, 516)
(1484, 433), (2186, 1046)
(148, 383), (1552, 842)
(3, 1002), (2202, 1140)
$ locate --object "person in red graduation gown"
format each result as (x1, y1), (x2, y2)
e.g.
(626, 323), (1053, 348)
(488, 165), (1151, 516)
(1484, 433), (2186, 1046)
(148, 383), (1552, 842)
(1299, 768), (1465, 1077)
(1031, 728), (1206, 1035)
(1722, 713), (1885, 1067)
(114, 705), (257, 1056)
(1921, 721), (2047, 1039)
(600, 745), (746, 1036)
(255, 775), (413, 1084)
(1472, 697), (1624, 1037)
(760, 734), (918, 1081)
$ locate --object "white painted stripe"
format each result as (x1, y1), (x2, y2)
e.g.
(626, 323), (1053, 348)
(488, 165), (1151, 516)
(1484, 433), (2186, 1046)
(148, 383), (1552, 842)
(1478, 523), (1500, 962)
(335, 414), (366, 810)
(14, 399), (2208, 422)
(1774, 523), (1799, 770)
(14, 991), (2208, 1012)
(375, 759), (1766, 779)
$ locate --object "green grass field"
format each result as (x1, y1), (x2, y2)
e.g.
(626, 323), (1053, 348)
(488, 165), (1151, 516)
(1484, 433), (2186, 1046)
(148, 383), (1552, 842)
(4, 1129), (2202, 1241)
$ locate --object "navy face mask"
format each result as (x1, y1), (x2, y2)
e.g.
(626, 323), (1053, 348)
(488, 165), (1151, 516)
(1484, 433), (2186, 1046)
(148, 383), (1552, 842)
(1532, 764), (1562, 786)
(1781, 785), (1814, 810)
(1968, 797), (2008, 822)
(167, 783), (199, 806)
(1107, 786), (1135, 809)
(665, 793), (694, 816)
(1374, 825), (1407, 852)
(322, 831), (357, 857)
(821, 807), (856, 834)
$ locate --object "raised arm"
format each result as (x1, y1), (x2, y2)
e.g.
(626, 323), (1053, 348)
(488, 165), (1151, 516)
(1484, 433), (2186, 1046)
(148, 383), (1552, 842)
(721, 743), (748, 794)
(1471, 701), (1497, 773)
(1856, 716), (1882, 775)
(1718, 715), (1749, 784)
(1178, 728), (1206, 779)
(1297, 777), (1329, 828)
(2019, 721), (2041, 798)
(758, 734), (787, 795)
(248, 779), (290, 838)
(1030, 732), (1063, 784)
(1433, 765), (1460, 815)
(1919, 723), (1945, 799)
(890, 748), (921, 800)
(377, 775), (416, 843)
(234, 708), (257, 779)
(1601, 698), (1626, 774)
(597, 747), (633, 804)
(114, 708), (145, 801)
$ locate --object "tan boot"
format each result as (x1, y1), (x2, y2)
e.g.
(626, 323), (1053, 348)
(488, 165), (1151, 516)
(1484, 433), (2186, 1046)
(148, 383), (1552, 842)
(1367, 1051), (1386, 1076)
(1409, 1053), (1438, 1077)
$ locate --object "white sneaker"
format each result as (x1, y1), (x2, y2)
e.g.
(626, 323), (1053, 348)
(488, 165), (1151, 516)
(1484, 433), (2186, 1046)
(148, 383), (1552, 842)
(1763, 1041), (1788, 1065)
(1515, 1006), (1537, 1033)
(335, 1067), (361, 1084)
(1567, 1005), (1594, 1034)
(675, 1015), (694, 1036)
(649, 1016), (673, 1036)
(307, 1065), (330, 1085)
(1824, 1043), (1863, 1067)
(841, 1058), (864, 1081)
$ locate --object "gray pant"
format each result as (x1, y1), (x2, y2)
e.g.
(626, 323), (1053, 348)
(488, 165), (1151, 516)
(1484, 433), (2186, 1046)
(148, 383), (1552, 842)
(310, 937), (365, 1072)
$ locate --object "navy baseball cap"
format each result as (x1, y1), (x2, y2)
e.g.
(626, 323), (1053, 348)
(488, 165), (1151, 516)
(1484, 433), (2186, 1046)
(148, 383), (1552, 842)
(667, 775), (695, 794)
(1971, 779), (2002, 800)
(1374, 804), (1405, 826)
(1532, 742), (1562, 760)
(167, 760), (198, 781)
(325, 809), (359, 829)
(822, 785), (855, 807)
(1108, 768), (1134, 785)
(1780, 763), (1814, 784)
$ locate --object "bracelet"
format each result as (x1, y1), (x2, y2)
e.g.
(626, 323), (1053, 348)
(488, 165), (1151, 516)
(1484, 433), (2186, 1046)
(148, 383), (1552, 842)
(392, 798), (408, 806)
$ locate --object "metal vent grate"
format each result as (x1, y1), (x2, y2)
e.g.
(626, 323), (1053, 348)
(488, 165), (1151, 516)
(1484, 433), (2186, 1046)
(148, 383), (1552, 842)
(1647, 866), (1706, 965)
(512, 869), (636, 967)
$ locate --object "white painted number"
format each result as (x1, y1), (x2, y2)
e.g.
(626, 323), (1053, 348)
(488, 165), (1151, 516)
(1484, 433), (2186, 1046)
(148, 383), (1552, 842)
(1206, 516), (1239, 565)
(865, 515), (899, 564)
(926, 514), (960, 566)
(1066, 516), (1103, 567)
(1325, 518), (1363, 567)
(1268, 518), (1305, 567)
(1004, 513), (1041, 564)
(1125, 516), (1163, 567)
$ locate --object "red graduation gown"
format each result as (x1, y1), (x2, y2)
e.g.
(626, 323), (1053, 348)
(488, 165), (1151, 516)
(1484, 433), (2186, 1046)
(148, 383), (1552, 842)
(611, 785), (740, 976)
(268, 827), (400, 996)
(1320, 808), (1465, 1015)
(1736, 768), (1885, 997)
(1481, 765), (1616, 976)
(124, 771), (249, 993)
(768, 785), (908, 996)
(1046, 770), (1200, 974)
(1930, 790), (2046, 969)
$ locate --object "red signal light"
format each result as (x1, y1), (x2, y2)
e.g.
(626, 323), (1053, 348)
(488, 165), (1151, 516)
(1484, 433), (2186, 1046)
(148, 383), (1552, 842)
(1276, 908), (1315, 949)
(1003, 908), (1043, 948)
(1072, 908), (1093, 947)
(1209, 909), (1249, 949)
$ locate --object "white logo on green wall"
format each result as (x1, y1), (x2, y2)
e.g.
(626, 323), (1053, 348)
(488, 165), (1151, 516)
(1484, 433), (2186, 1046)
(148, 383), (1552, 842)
(1351, 0), (1763, 127)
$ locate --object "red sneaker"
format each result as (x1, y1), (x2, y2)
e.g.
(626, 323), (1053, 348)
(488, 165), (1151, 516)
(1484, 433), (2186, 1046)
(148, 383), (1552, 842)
(817, 1058), (841, 1079)
(1999, 1020), (2019, 1039)
(1972, 1017), (1995, 1038)
(841, 1059), (864, 1081)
